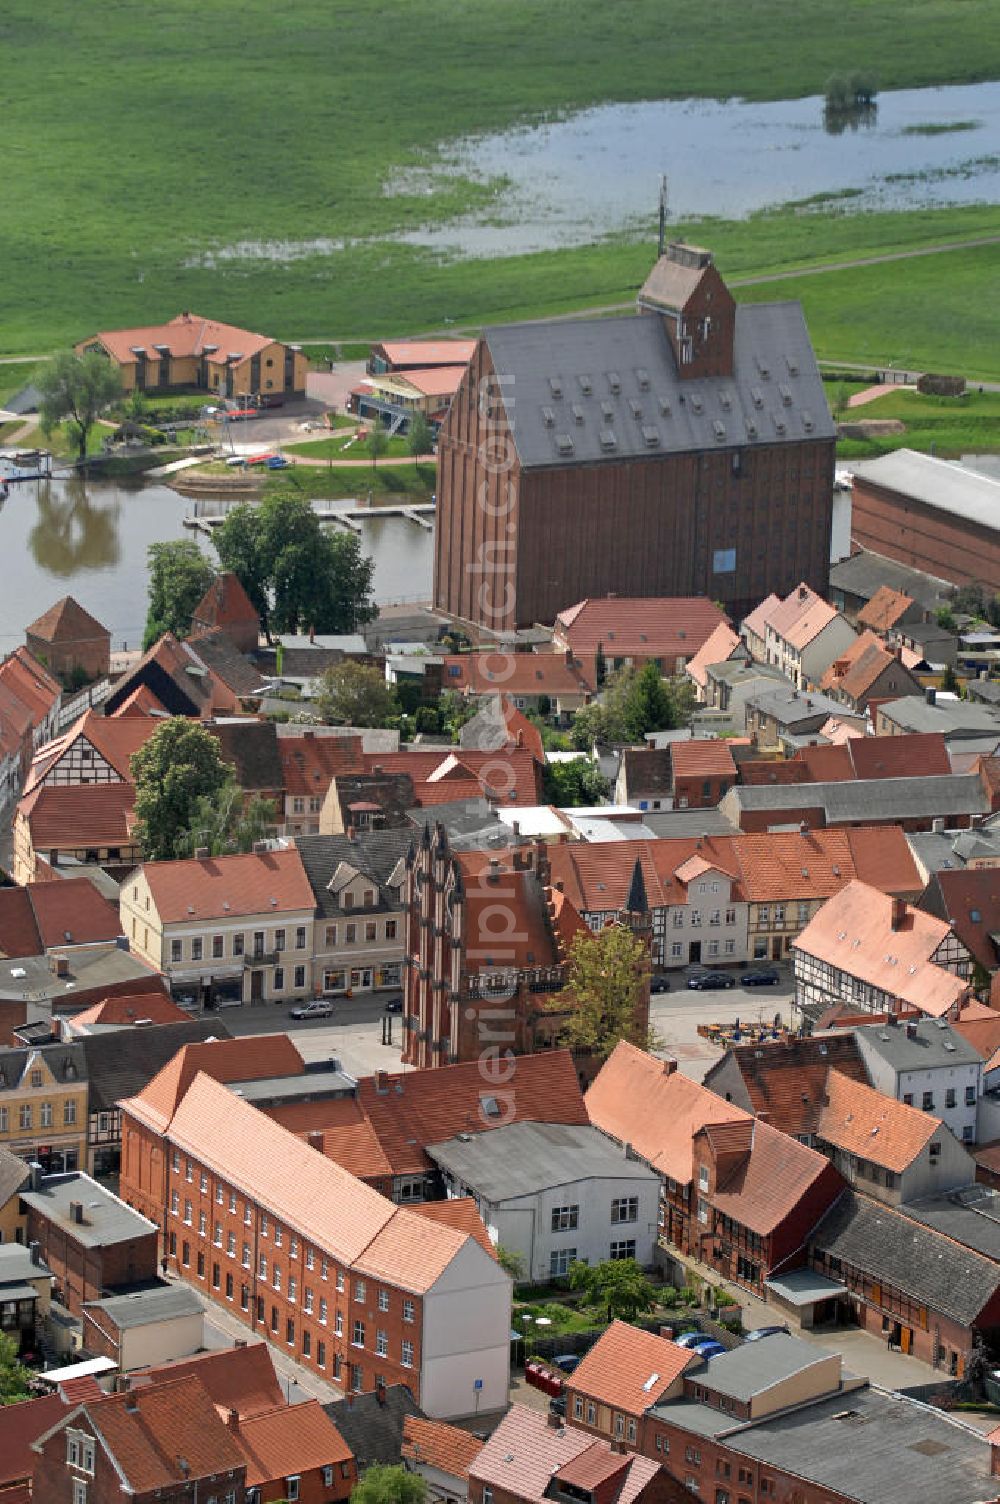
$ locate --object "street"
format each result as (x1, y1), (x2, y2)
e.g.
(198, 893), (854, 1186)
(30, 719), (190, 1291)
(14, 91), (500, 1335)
(649, 967), (795, 1081)
(203, 988), (405, 1078)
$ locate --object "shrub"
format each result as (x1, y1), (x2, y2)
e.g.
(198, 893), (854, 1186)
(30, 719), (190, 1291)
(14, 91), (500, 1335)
(917, 372), (967, 397)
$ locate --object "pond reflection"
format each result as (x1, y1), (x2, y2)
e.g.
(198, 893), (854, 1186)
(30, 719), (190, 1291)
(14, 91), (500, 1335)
(28, 476), (121, 576)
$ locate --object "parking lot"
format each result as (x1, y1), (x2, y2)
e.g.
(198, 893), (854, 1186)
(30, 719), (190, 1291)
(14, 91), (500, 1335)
(650, 965), (796, 1080)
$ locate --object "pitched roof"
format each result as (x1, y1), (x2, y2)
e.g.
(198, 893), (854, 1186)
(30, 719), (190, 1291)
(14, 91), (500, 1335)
(457, 853), (560, 969)
(235, 1400), (353, 1486)
(376, 339), (477, 369)
(122, 1034), (303, 1133)
(816, 1069), (941, 1172)
(18, 782), (135, 849)
(25, 878), (122, 950)
(409, 1197), (497, 1259)
(141, 847), (315, 924)
(705, 1117), (839, 1235)
(764, 584), (831, 646)
(82, 1376), (247, 1488)
(25, 596), (110, 644)
(586, 1041), (750, 1184)
(553, 597), (728, 659)
(325, 1385), (424, 1468)
(0, 649), (61, 727)
(78, 1018), (227, 1113)
(954, 1009), (1000, 1073)
(0, 1394), (69, 1487)
(704, 1033), (867, 1137)
(362, 746), (543, 808)
(843, 731), (951, 780)
(620, 747), (672, 797)
(741, 593), (781, 642)
(733, 826), (920, 903)
(858, 585), (915, 634)
(437, 652), (593, 698)
(187, 630), (269, 699)
(68, 991), (190, 1030)
(0, 1144), (30, 1208)
(919, 867), (1000, 973)
(670, 739), (737, 780)
(26, 709), (157, 791)
(132, 1342), (283, 1418)
(470, 1402), (665, 1504)
(278, 731), (363, 795)
(852, 447), (1000, 529)
(266, 1095), (394, 1181)
(402, 1415), (482, 1480)
(357, 1050), (589, 1177)
(810, 1189), (1000, 1328)
(87, 313), (278, 366)
(686, 623), (743, 689)
(459, 694), (546, 764)
(569, 1321), (694, 1413)
(191, 572), (260, 632)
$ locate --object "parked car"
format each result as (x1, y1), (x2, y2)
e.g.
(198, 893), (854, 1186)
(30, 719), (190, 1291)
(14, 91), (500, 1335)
(384, 994), (404, 1014)
(741, 967), (780, 987)
(650, 975), (671, 993)
(289, 999), (333, 1020)
(744, 1325), (790, 1342)
(687, 971), (736, 990)
(673, 1331), (709, 1349)
(690, 1340), (727, 1359)
(554, 1354), (582, 1374)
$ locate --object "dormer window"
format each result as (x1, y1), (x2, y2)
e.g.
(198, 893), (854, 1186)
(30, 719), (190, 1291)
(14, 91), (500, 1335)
(364, 889), (375, 907)
(344, 891), (354, 908)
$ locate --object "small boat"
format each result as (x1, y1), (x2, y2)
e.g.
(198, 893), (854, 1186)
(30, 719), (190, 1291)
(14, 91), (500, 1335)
(0, 448), (53, 481)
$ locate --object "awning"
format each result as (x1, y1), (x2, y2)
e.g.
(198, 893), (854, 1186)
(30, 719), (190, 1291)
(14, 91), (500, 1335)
(765, 1269), (848, 1307)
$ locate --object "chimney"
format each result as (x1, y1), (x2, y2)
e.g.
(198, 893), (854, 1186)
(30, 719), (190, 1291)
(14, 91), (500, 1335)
(798, 585), (808, 601)
(906, 1020), (918, 1040)
(890, 896), (907, 931)
(234, 1339), (247, 1349)
(50, 954), (69, 978)
(662, 1059), (677, 1077)
(346, 824), (357, 842)
(547, 1410), (564, 1429)
(659, 1326), (675, 1341)
(29, 1240), (41, 1266)
(932, 817), (945, 834)
(564, 647), (573, 665)
(309, 625), (316, 643)
(29, 1162), (43, 1193)
(307, 1130), (324, 1152)
(178, 1457), (190, 1478)
(227, 1408), (240, 1432)
(69, 1201), (85, 1224)
(925, 686), (937, 705)
(375, 1070), (389, 1095)
(516, 730), (524, 749)
(376, 1380), (387, 1407)
(487, 857), (501, 884)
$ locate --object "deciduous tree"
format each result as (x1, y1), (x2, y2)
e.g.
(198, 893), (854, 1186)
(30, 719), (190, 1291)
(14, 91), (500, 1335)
(352, 1466), (427, 1504)
(131, 719), (231, 861)
(0, 1331), (32, 1404)
(367, 423), (389, 470)
(553, 922), (656, 1059)
(174, 780), (276, 858)
(568, 1258), (659, 1322)
(407, 412), (434, 468)
(316, 660), (397, 727)
(143, 539), (216, 648)
(38, 350), (122, 463)
(542, 756), (610, 807)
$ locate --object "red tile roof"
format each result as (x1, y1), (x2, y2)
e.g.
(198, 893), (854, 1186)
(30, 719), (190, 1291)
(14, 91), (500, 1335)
(470, 1403), (666, 1504)
(141, 847), (315, 923)
(741, 594), (781, 643)
(705, 1033), (867, 1137)
(955, 1010), (1000, 1074)
(27, 877), (122, 950)
(734, 826), (920, 903)
(85, 1376), (246, 1488)
(235, 1399), (353, 1486)
(569, 1321), (694, 1413)
(361, 747), (543, 807)
(123, 1034), (305, 1133)
(86, 313), (277, 366)
(858, 585), (915, 634)
(817, 1068), (942, 1172)
(765, 584), (834, 647)
(686, 624), (743, 689)
(402, 1415), (483, 1479)
(278, 732), (363, 796)
(0, 648), (60, 730)
(921, 868), (1000, 974)
(110, 682), (170, 718)
(0, 1394), (68, 1487)
(705, 1117), (840, 1234)
(27, 710), (156, 791)
(191, 573), (260, 632)
(669, 739), (737, 780)
(26, 595), (109, 645)
(69, 991), (191, 1029)
(458, 857), (557, 969)
(793, 880), (968, 1018)
(0, 888), (44, 960)
(411, 1197), (497, 1259)
(586, 1041), (750, 1184)
(133, 1342), (284, 1418)
(267, 1096), (395, 1181)
(18, 782), (136, 849)
(439, 652), (593, 698)
(377, 340), (477, 369)
(553, 597), (728, 660)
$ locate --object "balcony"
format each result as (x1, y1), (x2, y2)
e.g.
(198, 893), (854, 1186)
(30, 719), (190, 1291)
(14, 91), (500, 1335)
(244, 950), (279, 968)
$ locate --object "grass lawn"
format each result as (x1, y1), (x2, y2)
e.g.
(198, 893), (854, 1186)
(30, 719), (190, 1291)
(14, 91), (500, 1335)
(837, 387), (1000, 460)
(0, 361), (41, 406)
(4, 1), (1000, 358)
(269, 465), (435, 501)
(286, 432), (414, 460)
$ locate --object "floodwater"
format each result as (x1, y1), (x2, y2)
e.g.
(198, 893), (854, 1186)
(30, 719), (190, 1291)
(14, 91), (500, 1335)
(387, 81), (1000, 257)
(0, 476), (435, 654)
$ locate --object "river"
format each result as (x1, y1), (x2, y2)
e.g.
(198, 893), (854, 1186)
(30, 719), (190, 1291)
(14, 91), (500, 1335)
(0, 476), (435, 655)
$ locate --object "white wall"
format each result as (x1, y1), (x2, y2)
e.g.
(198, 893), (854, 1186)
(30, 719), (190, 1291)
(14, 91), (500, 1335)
(420, 1240), (511, 1419)
(120, 1311), (205, 1371)
(856, 1036), (980, 1145)
(483, 1170), (659, 1283)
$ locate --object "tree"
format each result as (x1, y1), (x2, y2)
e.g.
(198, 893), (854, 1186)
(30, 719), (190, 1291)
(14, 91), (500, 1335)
(624, 662), (675, 739)
(38, 350), (122, 463)
(496, 1245), (525, 1281)
(940, 663), (960, 695)
(352, 1466), (427, 1504)
(367, 423), (389, 470)
(0, 1330), (33, 1405)
(174, 779), (276, 858)
(570, 663), (693, 749)
(131, 719), (232, 861)
(569, 1258), (659, 1323)
(407, 412), (434, 468)
(144, 539), (216, 648)
(214, 491), (377, 640)
(542, 756), (611, 807)
(316, 660), (398, 727)
(552, 922), (656, 1060)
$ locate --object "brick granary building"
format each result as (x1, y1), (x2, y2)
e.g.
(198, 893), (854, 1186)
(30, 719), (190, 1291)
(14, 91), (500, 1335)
(434, 242), (836, 631)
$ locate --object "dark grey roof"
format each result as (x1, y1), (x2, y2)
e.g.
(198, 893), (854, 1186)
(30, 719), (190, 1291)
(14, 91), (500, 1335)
(878, 696), (1000, 738)
(295, 830), (412, 918)
(745, 686), (844, 728)
(855, 1017), (982, 1073)
(0, 947), (154, 1005)
(190, 631), (269, 699)
(406, 799), (513, 851)
(809, 1190), (1000, 1327)
(206, 719), (283, 793)
(904, 1183), (1000, 1262)
(88, 1283), (204, 1329)
(0, 1145), (30, 1206)
(325, 1385), (424, 1467)
(706, 660), (789, 690)
(728, 1383), (997, 1504)
(427, 1122), (655, 1202)
(0, 1041), (86, 1090)
(484, 303), (834, 472)
(642, 809), (739, 838)
(692, 1334), (832, 1403)
(20, 1172), (157, 1249)
(79, 1020), (229, 1114)
(968, 679), (1000, 705)
(829, 549), (952, 610)
(726, 773), (989, 822)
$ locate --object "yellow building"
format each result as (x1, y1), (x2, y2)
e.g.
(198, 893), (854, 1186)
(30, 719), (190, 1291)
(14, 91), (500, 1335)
(75, 312), (308, 401)
(0, 1044), (89, 1175)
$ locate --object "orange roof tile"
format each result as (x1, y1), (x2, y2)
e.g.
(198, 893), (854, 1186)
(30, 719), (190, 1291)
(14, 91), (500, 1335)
(411, 1197), (497, 1259)
(68, 992), (190, 1029)
(470, 1404), (666, 1504)
(26, 710), (157, 793)
(142, 847), (315, 924)
(26, 595), (109, 644)
(586, 1041), (750, 1184)
(816, 1068), (941, 1172)
(86, 313), (277, 367)
(438, 652), (593, 698)
(686, 623), (743, 689)
(569, 1321), (694, 1413)
(110, 682), (170, 718)
(553, 597), (728, 660)
(353, 1202), (473, 1292)
(27, 877), (122, 949)
(793, 880), (968, 1018)
(741, 594), (782, 642)
(362, 746), (542, 807)
(278, 732), (363, 796)
(706, 1033), (867, 1138)
(459, 859), (557, 970)
(858, 585), (915, 634)
(954, 1010), (1000, 1072)
(86, 1376), (246, 1490)
(764, 584), (831, 646)
(18, 782), (136, 849)
(132, 1342), (283, 1418)
(377, 339), (477, 369)
(0, 648), (60, 730)
(670, 739), (737, 780)
(123, 1034), (305, 1134)
(235, 1400), (353, 1486)
(268, 1097), (395, 1182)
(191, 573), (260, 632)
(402, 1415), (483, 1479)
(704, 1117), (840, 1235)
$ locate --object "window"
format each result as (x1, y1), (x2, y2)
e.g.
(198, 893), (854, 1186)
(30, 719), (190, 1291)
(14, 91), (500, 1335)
(244, 1202), (252, 1226)
(273, 1265), (282, 1292)
(610, 1240), (636, 1260)
(709, 909), (721, 927)
(40, 1101), (52, 1128)
(903, 1093), (913, 1106)
(259, 1254), (268, 1278)
(198, 1210), (207, 1237)
(318, 1340), (327, 1369)
(725, 939), (735, 955)
(724, 907), (736, 925)
(378, 1288), (390, 1311)
(346, 923), (356, 944)
(671, 942), (683, 958)
(403, 1298), (414, 1322)
(355, 1279), (366, 1301)
(171, 1191), (180, 1214)
(401, 1339), (414, 1368)
(325, 924), (338, 947)
(551, 1205), (579, 1232)
(352, 1365), (363, 1393)
(261, 1213), (269, 1235)
(303, 1330), (311, 1357)
(611, 1197), (639, 1224)
(967, 1085), (978, 1106)
(73, 1482), (87, 1504)
(294, 965), (306, 989)
(306, 1247), (315, 1269)
(922, 1091), (934, 1111)
(275, 928), (286, 952)
(376, 1329), (388, 1357)
(226, 1272), (234, 1299)
(296, 926), (307, 949)
(213, 1222), (222, 1247)
(289, 1276), (297, 1302)
(305, 1288), (314, 1314)
(287, 1317), (295, 1345)
(707, 940), (719, 957)
(386, 919), (397, 940)
(549, 1248), (576, 1277)
(274, 967), (284, 991)
(320, 1297), (328, 1323)
(200, 1172), (209, 1193)
(627, 1418), (637, 1443)
(229, 1191), (237, 1213)
(946, 1088), (957, 1109)
(353, 1319), (365, 1347)
(773, 904), (785, 923)
(685, 1446), (702, 1465)
(19, 1105), (31, 1130)
(672, 910), (684, 928)
(929, 1141), (941, 1162)
(336, 1311), (344, 1336)
(30, 1068), (42, 1089)
(586, 1402), (597, 1426)
(171, 938), (183, 963)
(574, 1397), (584, 1420)
(184, 1199), (192, 1225)
(242, 1243), (251, 1268)
(323, 1466), (334, 1486)
(191, 937), (203, 961)
(197, 1251), (205, 1278)
(233, 932), (244, 956)
(212, 934), (224, 959)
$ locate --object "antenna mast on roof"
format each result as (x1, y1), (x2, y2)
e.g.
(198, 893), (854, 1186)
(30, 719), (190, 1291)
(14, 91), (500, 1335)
(657, 175), (668, 259)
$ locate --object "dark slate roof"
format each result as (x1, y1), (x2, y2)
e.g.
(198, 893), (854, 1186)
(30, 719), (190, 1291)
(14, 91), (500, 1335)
(727, 774), (989, 822)
(190, 631), (269, 698)
(904, 1184), (1000, 1263)
(483, 303), (834, 472)
(809, 1190), (1000, 1327)
(79, 1020), (230, 1113)
(405, 799), (513, 851)
(295, 830), (412, 919)
(0, 1144), (30, 1206)
(0, 1041), (86, 1090)
(855, 1017), (982, 1073)
(641, 808), (740, 838)
(206, 719), (284, 793)
(829, 549), (952, 611)
(325, 1385), (424, 1467)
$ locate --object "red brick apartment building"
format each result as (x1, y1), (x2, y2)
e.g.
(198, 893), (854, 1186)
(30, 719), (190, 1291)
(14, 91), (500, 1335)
(119, 1065), (511, 1418)
(434, 242), (836, 630)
